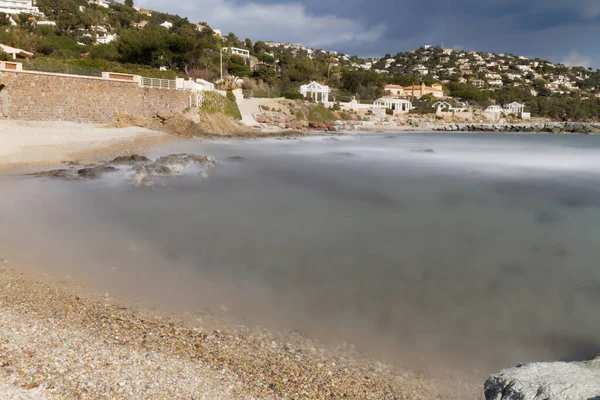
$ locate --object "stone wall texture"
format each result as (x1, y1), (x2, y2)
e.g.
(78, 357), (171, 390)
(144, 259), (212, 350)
(0, 71), (190, 123)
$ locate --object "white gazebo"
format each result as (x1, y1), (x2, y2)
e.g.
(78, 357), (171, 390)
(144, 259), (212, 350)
(504, 102), (525, 115)
(300, 81), (330, 102)
(484, 105), (503, 114)
(373, 97), (413, 113)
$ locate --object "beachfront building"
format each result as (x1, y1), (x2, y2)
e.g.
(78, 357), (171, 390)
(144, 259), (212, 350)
(403, 83), (445, 99)
(373, 97), (413, 113)
(0, 0), (40, 15)
(300, 81), (330, 102)
(0, 43), (34, 60)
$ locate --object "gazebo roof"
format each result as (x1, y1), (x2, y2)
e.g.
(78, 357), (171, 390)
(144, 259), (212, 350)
(301, 81), (329, 92)
(374, 97), (412, 104)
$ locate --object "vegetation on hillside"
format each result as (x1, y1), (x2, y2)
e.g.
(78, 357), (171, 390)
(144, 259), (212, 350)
(2, 2), (600, 120)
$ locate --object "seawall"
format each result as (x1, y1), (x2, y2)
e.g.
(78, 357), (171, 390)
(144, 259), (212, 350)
(0, 68), (190, 124)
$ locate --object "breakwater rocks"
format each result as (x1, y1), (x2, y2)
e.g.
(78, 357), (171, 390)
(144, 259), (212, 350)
(431, 122), (600, 134)
(484, 355), (600, 399)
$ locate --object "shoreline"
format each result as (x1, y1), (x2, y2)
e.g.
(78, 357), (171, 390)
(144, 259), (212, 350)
(0, 257), (442, 399)
(1, 119), (597, 174)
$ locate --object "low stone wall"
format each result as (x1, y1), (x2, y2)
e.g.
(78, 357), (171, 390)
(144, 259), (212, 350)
(0, 70), (190, 124)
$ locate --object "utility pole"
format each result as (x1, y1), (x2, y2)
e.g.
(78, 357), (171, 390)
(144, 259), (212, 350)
(220, 47), (223, 83)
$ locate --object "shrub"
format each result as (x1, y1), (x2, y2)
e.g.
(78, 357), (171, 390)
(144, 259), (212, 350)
(282, 91), (303, 100)
(225, 96), (242, 120)
(226, 90), (236, 103)
(307, 105), (336, 121)
(385, 108), (394, 115)
(200, 91), (241, 120)
(200, 91), (227, 114)
(0, 49), (10, 61)
(339, 111), (353, 120)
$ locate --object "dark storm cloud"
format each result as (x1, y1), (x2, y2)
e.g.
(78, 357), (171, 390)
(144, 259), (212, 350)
(136, 0), (600, 66)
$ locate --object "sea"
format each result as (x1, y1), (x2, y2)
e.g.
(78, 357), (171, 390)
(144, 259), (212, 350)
(2, 131), (600, 381)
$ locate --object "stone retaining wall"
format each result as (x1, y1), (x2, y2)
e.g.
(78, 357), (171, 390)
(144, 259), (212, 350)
(0, 70), (190, 124)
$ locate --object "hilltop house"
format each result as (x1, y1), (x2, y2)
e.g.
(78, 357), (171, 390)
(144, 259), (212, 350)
(89, 0), (114, 8)
(0, 0), (40, 15)
(224, 47), (250, 59)
(131, 20), (149, 29)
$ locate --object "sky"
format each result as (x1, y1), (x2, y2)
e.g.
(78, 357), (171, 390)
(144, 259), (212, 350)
(135, 0), (600, 68)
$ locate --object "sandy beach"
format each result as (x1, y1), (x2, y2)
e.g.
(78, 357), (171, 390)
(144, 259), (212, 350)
(0, 120), (177, 173)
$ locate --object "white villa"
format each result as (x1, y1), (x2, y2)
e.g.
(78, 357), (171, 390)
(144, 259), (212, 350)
(300, 81), (330, 102)
(373, 97), (413, 113)
(224, 47), (250, 59)
(0, 0), (40, 15)
(96, 33), (117, 44)
(89, 0), (113, 8)
(159, 21), (173, 29)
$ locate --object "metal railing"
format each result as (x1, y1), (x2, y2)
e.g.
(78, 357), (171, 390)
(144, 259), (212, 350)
(141, 77), (176, 89)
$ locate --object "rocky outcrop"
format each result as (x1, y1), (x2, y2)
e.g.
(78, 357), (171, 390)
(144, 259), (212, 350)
(254, 112), (309, 130)
(485, 355), (600, 400)
(432, 122), (600, 134)
(31, 153), (216, 187)
(254, 112), (367, 131)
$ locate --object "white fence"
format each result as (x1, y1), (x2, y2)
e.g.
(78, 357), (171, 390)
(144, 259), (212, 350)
(141, 77), (177, 89)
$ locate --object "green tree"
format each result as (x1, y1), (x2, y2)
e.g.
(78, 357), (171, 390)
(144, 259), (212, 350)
(0, 12), (10, 26)
(0, 49), (10, 61)
(125, 0), (134, 7)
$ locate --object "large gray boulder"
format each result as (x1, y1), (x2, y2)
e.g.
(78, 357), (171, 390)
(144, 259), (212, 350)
(485, 356), (600, 400)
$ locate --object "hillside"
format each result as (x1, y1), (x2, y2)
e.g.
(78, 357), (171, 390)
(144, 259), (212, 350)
(2, 1), (600, 120)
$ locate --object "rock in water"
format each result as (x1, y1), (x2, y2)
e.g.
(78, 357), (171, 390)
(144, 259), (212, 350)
(485, 356), (600, 399)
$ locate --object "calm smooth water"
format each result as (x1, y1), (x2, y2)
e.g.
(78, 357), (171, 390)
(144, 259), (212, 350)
(3, 132), (600, 377)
